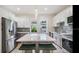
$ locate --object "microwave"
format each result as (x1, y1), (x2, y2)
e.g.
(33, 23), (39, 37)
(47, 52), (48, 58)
(67, 16), (73, 24)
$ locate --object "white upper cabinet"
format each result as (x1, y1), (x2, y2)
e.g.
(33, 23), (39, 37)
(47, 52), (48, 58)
(52, 6), (72, 27)
(15, 16), (30, 28)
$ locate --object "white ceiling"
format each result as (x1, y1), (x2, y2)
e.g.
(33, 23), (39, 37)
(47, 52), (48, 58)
(1, 5), (70, 15)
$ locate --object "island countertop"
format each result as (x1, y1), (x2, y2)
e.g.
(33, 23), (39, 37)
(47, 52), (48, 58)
(16, 33), (56, 43)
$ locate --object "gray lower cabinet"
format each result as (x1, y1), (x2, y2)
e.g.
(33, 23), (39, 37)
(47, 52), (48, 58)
(16, 33), (26, 39)
(49, 32), (62, 48)
(16, 28), (30, 39)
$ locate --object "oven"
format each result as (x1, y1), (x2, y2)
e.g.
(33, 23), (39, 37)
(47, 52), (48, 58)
(62, 38), (73, 53)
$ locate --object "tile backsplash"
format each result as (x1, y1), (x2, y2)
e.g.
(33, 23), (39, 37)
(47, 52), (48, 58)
(17, 28), (30, 32)
(54, 24), (72, 34)
(62, 25), (72, 33)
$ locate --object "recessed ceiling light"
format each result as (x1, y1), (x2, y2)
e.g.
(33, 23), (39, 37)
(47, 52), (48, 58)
(44, 8), (48, 11)
(17, 8), (20, 11)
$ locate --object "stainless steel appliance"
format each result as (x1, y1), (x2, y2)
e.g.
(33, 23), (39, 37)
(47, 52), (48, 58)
(62, 38), (73, 53)
(67, 16), (73, 24)
(1, 17), (17, 53)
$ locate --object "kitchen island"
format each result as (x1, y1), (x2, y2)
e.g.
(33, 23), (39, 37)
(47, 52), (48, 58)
(16, 33), (57, 53)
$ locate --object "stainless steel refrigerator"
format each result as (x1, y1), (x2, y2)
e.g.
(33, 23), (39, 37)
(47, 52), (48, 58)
(1, 17), (17, 53)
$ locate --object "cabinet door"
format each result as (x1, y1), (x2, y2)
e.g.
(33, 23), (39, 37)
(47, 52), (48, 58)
(16, 17), (30, 28)
(25, 17), (30, 27)
(53, 33), (62, 47)
(15, 17), (21, 27)
(7, 39), (14, 52)
(57, 35), (62, 47)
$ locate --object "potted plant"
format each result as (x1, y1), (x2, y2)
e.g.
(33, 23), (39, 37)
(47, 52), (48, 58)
(31, 26), (37, 32)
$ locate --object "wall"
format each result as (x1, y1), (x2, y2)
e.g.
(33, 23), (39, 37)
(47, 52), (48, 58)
(0, 7), (16, 53)
(52, 6), (72, 31)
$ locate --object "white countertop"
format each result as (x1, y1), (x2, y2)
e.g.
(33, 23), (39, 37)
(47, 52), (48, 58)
(60, 33), (73, 41)
(17, 32), (29, 33)
(61, 35), (72, 41)
(16, 33), (56, 43)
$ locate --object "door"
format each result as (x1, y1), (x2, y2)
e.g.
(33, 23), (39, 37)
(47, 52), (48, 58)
(1, 17), (11, 53)
(7, 38), (14, 52)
